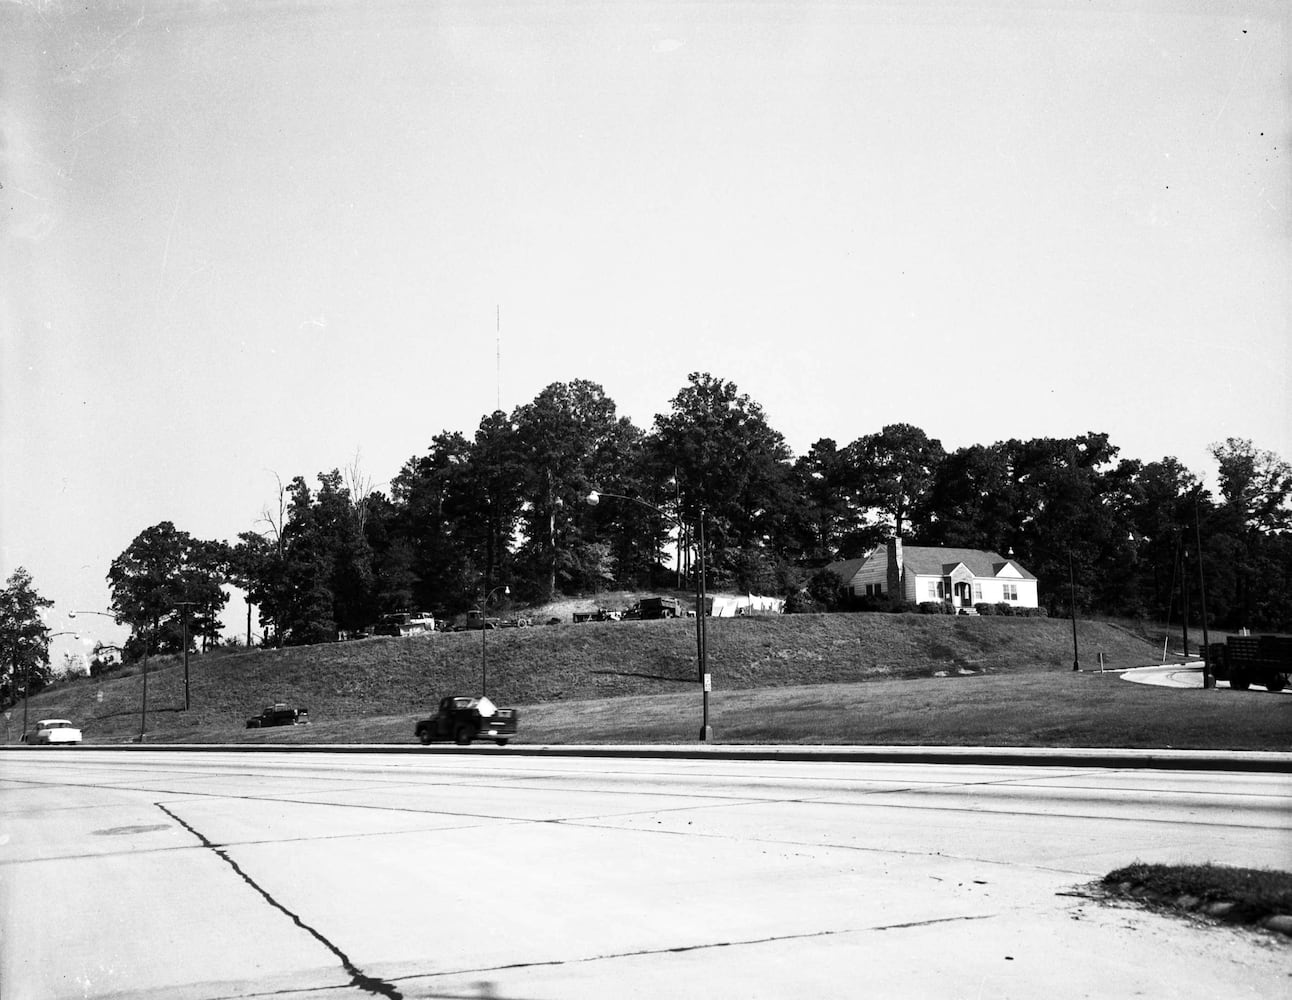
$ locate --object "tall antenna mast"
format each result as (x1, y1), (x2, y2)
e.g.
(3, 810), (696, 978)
(495, 304), (501, 413)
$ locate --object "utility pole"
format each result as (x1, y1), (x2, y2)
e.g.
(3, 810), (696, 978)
(1194, 490), (1212, 688)
(177, 601), (195, 711)
(697, 510), (711, 740)
(1068, 550), (1080, 671)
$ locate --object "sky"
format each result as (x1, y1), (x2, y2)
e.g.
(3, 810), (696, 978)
(3, 0), (1289, 662)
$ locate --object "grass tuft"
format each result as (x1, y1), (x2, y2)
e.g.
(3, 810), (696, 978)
(1103, 862), (1292, 921)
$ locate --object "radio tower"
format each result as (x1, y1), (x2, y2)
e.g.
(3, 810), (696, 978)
(495, 304), (501, 413)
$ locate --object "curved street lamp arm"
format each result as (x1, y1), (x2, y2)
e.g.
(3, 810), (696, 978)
(587, 490), (680, 528)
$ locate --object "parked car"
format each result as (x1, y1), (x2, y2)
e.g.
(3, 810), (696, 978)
(23, 719), (82, 745)
(455, 610), (501, 631)
(638, 596), (683, 619)
(374, 611), (436, 636)
(246, 703), (309, 728)
(415, 695), (519, 746)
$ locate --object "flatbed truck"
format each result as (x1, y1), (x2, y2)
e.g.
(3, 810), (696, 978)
(1207, 635), (1291, 692)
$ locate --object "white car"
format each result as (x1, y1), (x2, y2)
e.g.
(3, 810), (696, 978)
(23, 719), (82, 745)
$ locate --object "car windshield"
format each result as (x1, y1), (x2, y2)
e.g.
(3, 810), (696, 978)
(42, 721), (72, 728)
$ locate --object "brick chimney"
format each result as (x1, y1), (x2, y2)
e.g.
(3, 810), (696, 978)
(886, 536), (903, 600)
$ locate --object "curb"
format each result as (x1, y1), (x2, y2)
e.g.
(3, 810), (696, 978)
(11, 743), (1291, 773)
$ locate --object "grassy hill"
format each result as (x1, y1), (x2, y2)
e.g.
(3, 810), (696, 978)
(9, 603), (1210, 746)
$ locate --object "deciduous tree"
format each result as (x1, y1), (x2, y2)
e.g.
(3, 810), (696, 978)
(107, 523), (228, 660)
(846, 423), (945, 541)
(0, 568), (55, 706)
(649, 373), (794, 590)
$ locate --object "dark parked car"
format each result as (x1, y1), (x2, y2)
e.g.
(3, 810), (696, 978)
(415, 695), (518, 746)
(246, 703), (309, 728)
(454, 610), (501, 631)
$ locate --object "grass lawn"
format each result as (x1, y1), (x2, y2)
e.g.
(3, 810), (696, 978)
(31, 668), (1288, 752)
(9, 609), (1289, 750)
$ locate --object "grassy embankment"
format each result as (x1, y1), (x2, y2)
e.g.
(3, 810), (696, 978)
(12, 599), (1288, 750)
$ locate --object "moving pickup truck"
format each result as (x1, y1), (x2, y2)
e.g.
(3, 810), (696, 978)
(415, 695), (519, 746)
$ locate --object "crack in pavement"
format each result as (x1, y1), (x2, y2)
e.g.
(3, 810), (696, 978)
(383, 912), (998, 985)
(155, 802), (404, 1000)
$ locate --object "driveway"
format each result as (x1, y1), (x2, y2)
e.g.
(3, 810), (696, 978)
(1122, 661), (1291, 693)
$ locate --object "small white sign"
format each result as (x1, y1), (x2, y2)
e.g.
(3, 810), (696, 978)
(703, 673), (712, 692)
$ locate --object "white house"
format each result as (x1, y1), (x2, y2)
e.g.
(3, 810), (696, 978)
(830, 537), (1039, 611)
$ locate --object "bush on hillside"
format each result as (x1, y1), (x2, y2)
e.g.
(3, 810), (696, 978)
(977, 603), (1048, 618)
(856, 594), (915, 614)
(784, 589), (823, 614)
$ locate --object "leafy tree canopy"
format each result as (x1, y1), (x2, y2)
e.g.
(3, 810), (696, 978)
(107, 522), (228, 659)
(0, 568), (55, 705)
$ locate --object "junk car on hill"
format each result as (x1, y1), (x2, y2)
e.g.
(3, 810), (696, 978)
(374, 611), (436, 636)
(246, 703), (309, 728)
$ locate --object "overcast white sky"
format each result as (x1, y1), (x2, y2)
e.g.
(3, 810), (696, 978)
(3, 0), (1288, 657)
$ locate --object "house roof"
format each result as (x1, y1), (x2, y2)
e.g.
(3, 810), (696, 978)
(823, 557), (869, 583)
(898, 545), (1036, 581)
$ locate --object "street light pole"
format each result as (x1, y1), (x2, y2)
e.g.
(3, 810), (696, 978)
(15, 639), (25, 740)
(70, 609), (146, 738)
(19, 631), (78, 741)
(589, 490), (712, 741)
(139, 617), (153, 742)
(1067, 550), (1080, 671)
(481, 586), (509, 697)
(176, 601), (195, 711)
(697, 510), (710, 740)
(1193, 489), (1213, 689)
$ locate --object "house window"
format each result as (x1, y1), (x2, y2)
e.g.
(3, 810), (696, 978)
(1002, 583), (1018, 601)
(927, 581), (938, 600)
(865, 583), (882, 597)
(973, 583), (982, 601)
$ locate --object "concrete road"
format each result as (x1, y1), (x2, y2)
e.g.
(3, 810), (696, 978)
(2, 750), (1288, 999)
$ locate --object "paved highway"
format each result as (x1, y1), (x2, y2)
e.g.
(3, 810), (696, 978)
(2, 750), (1288, 999)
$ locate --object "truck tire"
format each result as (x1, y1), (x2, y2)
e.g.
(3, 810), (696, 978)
(1230, 671), (1251, 691)
(454, 722), (475, 746)
(418, 729), (432, 745)
(1266, 674), (1287, 693)
(495, 739), (509, 747)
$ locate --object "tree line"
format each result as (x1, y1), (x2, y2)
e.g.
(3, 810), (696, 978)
(6, 371), (1288, 688)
